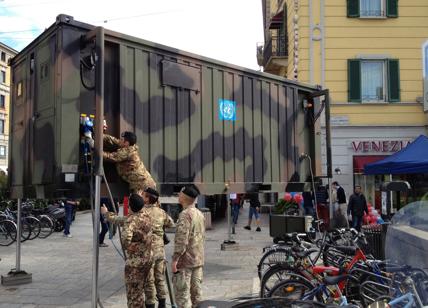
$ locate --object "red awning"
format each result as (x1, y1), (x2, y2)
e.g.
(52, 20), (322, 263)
(353, 155), (388, 174)
(269, 10), (284, 29)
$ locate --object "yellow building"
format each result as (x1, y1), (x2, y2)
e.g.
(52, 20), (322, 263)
(0, 42), (18, 174)
(261, 0), (428, 210)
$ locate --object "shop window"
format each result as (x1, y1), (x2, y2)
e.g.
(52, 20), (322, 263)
(0, 145), (5, 158)
(347, 0), (398, 18)
(348, 59), (400, 103)
(0, 94), (4, 109)
(0, 120), (4, 135)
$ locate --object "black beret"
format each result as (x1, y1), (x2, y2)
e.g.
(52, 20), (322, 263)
(144, 187), (159, 198)
(121, 131), (137, 145)
(129, 193), (144, 213)
(181, 185), (200, 199)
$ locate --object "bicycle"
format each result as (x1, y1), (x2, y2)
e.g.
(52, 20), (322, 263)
(0, 218), (17, 246)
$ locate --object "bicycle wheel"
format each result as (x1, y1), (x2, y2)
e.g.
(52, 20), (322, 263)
(38, 215), (54, 238)
(20, 219), (32, 242)
(268, 279), (316, 300)
(260, 264), (310, 298)
(25, 217), (41, 240)
(0, 220), (17, 246)
(258, 246), (293, 279)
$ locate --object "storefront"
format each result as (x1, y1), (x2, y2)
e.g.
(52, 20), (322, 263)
(324, 126), (426, 214)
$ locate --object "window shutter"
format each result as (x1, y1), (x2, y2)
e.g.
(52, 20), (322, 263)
(348, 59), (361, 102)
(387, 59), (400, 102)
(386, 0), (398, 17)
(347, 0), (360, 18)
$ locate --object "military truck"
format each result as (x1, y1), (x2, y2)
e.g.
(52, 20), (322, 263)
(8, 14), (331, 206)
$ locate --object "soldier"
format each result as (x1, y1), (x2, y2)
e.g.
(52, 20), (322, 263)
(142, 187), (175, 308)
(101, 193), (152, 308)
(172, 185), (205, 308)
(103, 131), (156, 192)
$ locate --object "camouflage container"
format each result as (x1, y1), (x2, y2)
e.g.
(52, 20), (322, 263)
(8, 15), (327, 199)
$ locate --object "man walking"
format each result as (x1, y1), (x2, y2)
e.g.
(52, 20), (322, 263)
(332, 181), (349, 228)
(172, 185), (205, 308)
(103, 131), (156, 192)
(63, 199), (78, 238)
(243, 193), (262, 232)
(347, 185), (369, 232)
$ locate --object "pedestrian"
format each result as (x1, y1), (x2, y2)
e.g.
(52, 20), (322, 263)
(302, 191), (315, 218)
(99, 197), (119, 247)
(142, 187), (175, 308)
(243, 193), (262, 232)
(347, 185), (369, 232)
(332, 181), (349, 228)
(172, 185), (205, 308)
(101, 193), (153, 308)
(103, 131), (156, 192)
(63, 199), (79, 238)
(230, 193), (243, 234)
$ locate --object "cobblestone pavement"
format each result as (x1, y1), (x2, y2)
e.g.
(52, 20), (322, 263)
(0, 204), (273, 307)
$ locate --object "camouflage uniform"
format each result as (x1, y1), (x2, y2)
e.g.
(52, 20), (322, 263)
(103, 134), (156, 192)
(105, 210), (153, 308)
(144, 204), (175, 305)
(172, 206), (205, 308)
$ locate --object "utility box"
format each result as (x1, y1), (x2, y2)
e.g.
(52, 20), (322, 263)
(8, 14), (328, 199)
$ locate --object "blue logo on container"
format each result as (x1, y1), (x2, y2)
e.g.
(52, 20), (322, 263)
(218, 99), (236, 121)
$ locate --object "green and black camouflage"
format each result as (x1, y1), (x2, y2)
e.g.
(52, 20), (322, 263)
(8, 14), (326, 199)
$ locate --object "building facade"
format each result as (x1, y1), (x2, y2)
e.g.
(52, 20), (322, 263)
(0, 42), (18, 174)
(261, 0), (428, 211)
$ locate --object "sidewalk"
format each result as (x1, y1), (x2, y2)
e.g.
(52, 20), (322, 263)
(0, 204), (272, 307)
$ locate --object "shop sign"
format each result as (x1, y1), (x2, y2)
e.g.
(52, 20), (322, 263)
(351, 140), (411, 153)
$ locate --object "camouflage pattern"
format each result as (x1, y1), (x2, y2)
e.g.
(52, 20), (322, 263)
(143, 203), (175, 304)
(124, 264), (151, 308)
(103, 134), (157, 192)
(105, 210), (153, 267)
(8, 14), (324, 199)
(173, 205), (205, 269)
(173, 266), (203, 308)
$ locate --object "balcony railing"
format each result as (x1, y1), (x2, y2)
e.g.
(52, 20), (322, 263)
(263, 35), (288, 67)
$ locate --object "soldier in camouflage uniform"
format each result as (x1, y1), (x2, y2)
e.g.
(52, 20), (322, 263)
(103, 131), (156, 192)
(172, 185), (205, 308)
(142, 187), (175, 308)
(101, 193), (153, 308)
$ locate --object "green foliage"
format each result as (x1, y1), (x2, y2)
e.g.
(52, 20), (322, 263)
(273, 198), (298, 214)
(78, 198), (91, 211)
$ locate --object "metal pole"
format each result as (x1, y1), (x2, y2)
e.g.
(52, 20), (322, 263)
(92, 176), (101, 308)
(328, 177), (333, 220)
(16, 198), (21, 272)
(227, 196), (232, 242)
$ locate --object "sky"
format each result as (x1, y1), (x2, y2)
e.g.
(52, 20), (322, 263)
(0, 0), (264, 70)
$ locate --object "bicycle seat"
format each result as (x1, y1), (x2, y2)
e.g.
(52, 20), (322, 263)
(332, 246), (356, 256)
(295, 248), (319, 259)
(323, 274), (349, 286)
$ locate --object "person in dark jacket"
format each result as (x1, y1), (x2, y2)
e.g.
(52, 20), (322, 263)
(332, 181), (348, 228)
(302, 191), (315, 218)
(347, 185), (369, 232)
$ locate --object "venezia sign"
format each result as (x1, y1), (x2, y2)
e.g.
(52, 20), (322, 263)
(351, 140), (411, 153)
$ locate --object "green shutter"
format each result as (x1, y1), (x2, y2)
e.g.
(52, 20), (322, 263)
(347, 0), (360, 18)
(348, 59), (361, 102)
(386, 0), (398, 17)
(387, 59), (400, 102)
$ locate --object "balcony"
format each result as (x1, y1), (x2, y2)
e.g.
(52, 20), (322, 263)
(257, 35), (288, 75)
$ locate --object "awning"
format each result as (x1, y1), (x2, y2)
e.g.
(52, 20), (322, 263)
(353, 155), (388, 174)
(269, 10), (284, 29)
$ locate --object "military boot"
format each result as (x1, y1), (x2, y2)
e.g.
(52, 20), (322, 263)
(158, 298), (166, 308)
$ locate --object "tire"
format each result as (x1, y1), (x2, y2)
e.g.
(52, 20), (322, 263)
(260, 264), (310, 298)
(258, 247), (293, 279)
(25, 217), (41, 240)
(38, 215), (54, 238)
(0, 220), (17, 246)
(54, 218), (65, 232)
(268, 279), (317, 300)
(20, 219), (32, 242)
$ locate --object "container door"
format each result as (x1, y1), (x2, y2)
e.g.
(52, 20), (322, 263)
(32, 36), (56, 185)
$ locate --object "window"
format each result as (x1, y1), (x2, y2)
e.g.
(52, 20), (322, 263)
(348, 59), (400, 103)
(0, 52), (5, 62)
(423, 40), (428, 79)
(347, 0), (398, 18)
(0, 95), (4, 108)
(0, 120), (4, 134)
(0, 71), (5, 84)
(0, 146), (6, 158)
